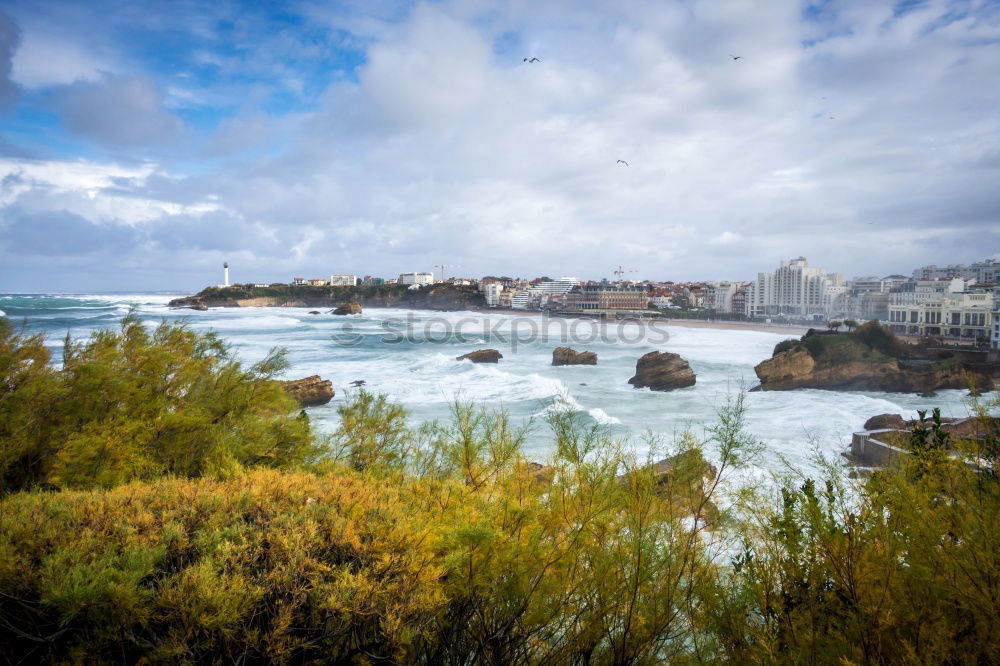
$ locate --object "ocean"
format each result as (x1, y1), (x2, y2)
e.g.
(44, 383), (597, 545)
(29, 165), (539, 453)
(0, 292), (977, 475)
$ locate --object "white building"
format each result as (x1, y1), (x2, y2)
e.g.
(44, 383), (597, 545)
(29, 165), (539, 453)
(850, 275), (909, 294)
(705, 282), (739, 312)
(889, 278), (969, 307)
(888, 291), (993, 342)
(912, 259), (1000, 284)
(398, 272), (435, 286)
(650, 295), (672, 309)
(509, 277), (581, 310)
(745, 257), (845, 318)
(992, 287), (1000, 350)
(329, 274), (358, 286)
(482, 283), (503, 307)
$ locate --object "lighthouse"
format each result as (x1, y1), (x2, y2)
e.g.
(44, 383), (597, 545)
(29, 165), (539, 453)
(223, 262), (230, 287)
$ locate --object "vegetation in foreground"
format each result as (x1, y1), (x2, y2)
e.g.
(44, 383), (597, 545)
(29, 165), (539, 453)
(0, 316), (998, 664)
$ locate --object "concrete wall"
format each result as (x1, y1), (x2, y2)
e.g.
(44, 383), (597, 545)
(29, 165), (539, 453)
(850, 431), (910, 467)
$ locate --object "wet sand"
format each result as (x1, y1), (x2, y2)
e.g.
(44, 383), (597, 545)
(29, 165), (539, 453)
(660, 319), (811, 336)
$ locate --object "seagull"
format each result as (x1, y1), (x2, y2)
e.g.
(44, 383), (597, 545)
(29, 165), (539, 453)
(350, 380), (366, 387)
(617, 159), (629, 166)
(523, 57), (541, 63)
(729, 54), (742, 60)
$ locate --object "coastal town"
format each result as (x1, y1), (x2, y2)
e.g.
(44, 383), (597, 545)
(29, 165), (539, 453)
(221, 256), (1000, 350)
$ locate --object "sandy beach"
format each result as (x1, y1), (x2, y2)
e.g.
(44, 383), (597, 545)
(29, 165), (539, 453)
(473, 307), (812, 337)
(659, 319), (812, 336)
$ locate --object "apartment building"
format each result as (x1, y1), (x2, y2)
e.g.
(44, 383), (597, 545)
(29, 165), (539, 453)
(482, 282), (503, 307)
(509, 277), (581, 310)
(329, 274), (358, 286)
(911, 259), (1000, 284)
(745, 257), (845, 318)
(397, 272), (435, 286)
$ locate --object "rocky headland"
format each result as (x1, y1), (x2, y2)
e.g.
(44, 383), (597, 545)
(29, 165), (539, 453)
(552, 347), (597, 366)
(753, 322), (995, 394)
(169, 283), (486, 312)
(628, 352), (696, 391)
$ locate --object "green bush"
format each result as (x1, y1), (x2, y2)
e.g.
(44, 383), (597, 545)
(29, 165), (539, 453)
(0, 396), (757, 664)
(773, 338), (800, 355)
(852, 320), (909, 358)
(2, 314), (998, 664)
(0, 315), (321, 493)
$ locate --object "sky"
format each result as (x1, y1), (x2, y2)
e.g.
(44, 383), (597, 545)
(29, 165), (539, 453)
(0, 0), (998, 292)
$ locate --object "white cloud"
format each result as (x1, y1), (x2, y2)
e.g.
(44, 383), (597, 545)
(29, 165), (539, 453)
(2, 0), (999, 291)
(709, 231), (743, 246)
(0, 158), (219, 224)
(11, 32), (113, 88)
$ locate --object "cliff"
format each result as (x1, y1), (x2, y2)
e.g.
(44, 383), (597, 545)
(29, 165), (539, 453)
(754, 323), (995, 393)
(169, 283), (486, 311)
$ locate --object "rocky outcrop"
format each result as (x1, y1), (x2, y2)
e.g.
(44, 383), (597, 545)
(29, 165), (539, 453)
(526, 462), (556, 485)
(754, 345), (993, 393)
(628, 352), (696, 391)
(456, 349), (503, 363)
(169, 283), (486, 312)
(276, 375), (335, 407)
(618, 449), (718, 523)
(552, 347), (597, 366)
(332, 301), (362, 315)
(863, 413), (907, 431)
(648, 449), (718, 485)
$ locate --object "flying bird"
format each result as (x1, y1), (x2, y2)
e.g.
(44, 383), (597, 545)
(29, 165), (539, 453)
(523, 57), (541, 63)
(729, 54), (742, 60)
(350, 380), (366, 387)
(617, 160), (629, 166)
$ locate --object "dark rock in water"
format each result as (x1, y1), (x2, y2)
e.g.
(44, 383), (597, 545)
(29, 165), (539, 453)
(191, 303), (208, 311)
(332, 301), (362, 315)
(552, 346), (598, 366)
(863, 413), (907, 431)
(276, 375), (335, 407)
(456, 349), (503, 363)
(628, 352), (696, 391)
(919, 390), (937, 398)
(308, 310), (321, 315)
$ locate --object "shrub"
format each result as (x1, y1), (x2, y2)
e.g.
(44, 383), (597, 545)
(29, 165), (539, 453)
(0, 392), (761, 663)
(710, 398), (1000, 664)
(0, 315), (321, 494)
(852, 320), (908, 358)
(773, 338), (800, 355)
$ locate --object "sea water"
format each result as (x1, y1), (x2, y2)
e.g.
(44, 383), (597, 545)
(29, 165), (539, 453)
(1, 293), (980, 475)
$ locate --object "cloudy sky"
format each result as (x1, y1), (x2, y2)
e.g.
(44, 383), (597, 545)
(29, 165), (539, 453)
(0, 0), (998, 291)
